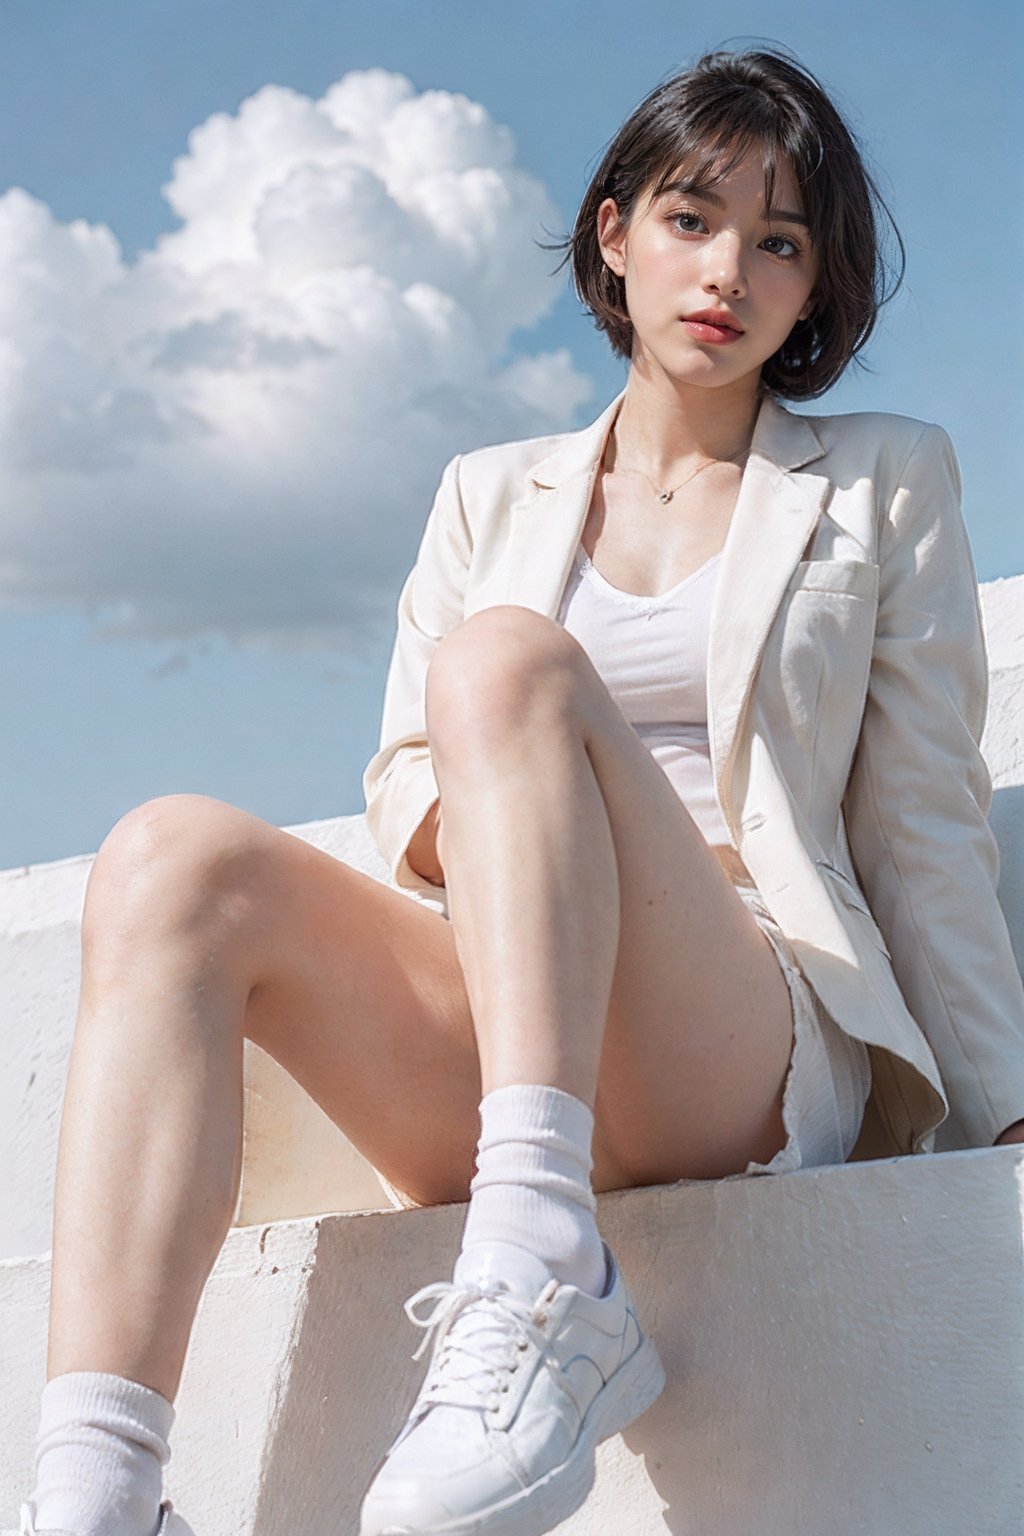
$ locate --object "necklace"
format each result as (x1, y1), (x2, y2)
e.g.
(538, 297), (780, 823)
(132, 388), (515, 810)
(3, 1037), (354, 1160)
(605, 442), (752, 504)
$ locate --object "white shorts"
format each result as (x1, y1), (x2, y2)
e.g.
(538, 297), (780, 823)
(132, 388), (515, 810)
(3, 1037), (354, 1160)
(376, 877), (873, 1208)
(725, 880), (873, 1178)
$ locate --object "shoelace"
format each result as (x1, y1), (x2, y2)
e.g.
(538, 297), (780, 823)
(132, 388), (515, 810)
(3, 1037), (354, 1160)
(404, 1276), (565, 1415)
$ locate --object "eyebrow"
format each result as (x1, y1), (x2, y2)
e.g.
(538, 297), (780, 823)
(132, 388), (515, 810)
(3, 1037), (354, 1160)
(660, 179), (810, 228)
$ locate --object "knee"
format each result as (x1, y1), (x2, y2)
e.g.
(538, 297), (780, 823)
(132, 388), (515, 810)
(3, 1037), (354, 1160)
(82, 794), (271, 957)
(425, 607), (584, 755)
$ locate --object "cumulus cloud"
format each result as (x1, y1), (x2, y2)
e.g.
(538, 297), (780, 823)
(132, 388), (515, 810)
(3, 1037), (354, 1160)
(0, 71), (593, 652)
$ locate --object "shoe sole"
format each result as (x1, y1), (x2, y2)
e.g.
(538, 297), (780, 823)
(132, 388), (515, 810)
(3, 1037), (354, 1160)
(376, 1332), (666, 1536)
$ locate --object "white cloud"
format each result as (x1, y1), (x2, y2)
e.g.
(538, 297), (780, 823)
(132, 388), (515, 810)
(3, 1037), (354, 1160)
(0, 70), (593, 653)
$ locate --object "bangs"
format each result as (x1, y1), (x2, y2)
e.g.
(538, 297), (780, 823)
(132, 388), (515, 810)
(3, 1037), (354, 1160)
(647, 128), (816, 236)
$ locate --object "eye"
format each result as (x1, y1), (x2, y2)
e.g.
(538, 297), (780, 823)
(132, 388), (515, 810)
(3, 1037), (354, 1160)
(762, 232), (803, 261)
(668, 208), (706, 234)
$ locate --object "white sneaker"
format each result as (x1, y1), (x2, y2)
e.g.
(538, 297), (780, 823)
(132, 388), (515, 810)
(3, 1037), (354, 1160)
(9, 1498), (193, 1535)
(359, 1239), (664, 1536)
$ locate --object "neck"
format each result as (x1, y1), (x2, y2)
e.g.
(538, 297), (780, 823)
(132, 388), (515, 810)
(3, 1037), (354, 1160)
(609, 365), (764, 482)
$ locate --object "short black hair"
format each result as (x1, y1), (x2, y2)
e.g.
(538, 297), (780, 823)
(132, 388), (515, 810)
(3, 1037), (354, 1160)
(551, 45), (905, 400)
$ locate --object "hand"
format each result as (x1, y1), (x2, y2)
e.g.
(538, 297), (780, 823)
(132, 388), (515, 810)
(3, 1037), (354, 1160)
(407, 800), (446, 887)
(993, 1118), (1024, 1147)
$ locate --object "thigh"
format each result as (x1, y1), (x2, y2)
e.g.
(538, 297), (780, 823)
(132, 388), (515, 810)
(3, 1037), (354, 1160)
(431, 610), (796, 1188)
(168, 798), (488, 1204)
(559, 629), (796, 1185)
(241, 814), (786, 1203)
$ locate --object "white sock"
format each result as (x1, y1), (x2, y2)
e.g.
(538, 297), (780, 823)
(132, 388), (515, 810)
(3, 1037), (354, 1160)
(31, 1370), (174, 1536)
(460, 1083), (608, 1296)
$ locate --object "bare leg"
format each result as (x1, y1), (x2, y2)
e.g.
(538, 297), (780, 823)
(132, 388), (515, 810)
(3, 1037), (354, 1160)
(425, 605), (794, 1183)
(359, 604), (795, 1535)
(47, 892), (245, 1400)
(45, 605), (793, 1407)
(47, 798), (484, 1402)
(429, 626), (618, 1101)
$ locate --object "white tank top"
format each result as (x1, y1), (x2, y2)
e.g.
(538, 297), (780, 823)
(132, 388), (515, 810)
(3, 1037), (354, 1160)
(555, 543), (734, 848)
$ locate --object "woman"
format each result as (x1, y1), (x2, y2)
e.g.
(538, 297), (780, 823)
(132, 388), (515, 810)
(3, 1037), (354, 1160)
(14, 43), (1024, 1536)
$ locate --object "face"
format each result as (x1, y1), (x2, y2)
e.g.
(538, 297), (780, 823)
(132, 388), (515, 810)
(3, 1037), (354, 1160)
(596, 146), (819, 392)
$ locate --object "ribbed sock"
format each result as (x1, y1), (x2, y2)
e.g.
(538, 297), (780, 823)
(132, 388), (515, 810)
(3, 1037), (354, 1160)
(31, 1370), (173, 1536)
(460, 1083), (608, 1296)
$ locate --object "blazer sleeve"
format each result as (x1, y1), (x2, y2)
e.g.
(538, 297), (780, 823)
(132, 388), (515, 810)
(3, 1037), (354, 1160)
(362, 453), (470, 894)
(844, 423), (1024, 1147)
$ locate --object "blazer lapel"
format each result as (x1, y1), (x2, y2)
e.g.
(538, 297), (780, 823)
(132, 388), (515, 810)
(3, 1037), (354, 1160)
(503, 391), (627, 616)
(708, 395), (828, 823)
(502, 388), (828, 827)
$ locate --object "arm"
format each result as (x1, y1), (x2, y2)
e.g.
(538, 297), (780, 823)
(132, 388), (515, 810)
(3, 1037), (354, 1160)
(362, 454), (469, 894)
(844, 424), (1024, 1147)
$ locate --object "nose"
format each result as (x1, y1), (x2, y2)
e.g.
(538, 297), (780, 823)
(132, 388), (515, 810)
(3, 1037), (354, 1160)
(702, 232), (746, 299)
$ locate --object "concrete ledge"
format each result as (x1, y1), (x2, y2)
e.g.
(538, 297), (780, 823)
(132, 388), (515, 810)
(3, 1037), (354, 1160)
(0, 1218), (321, 1533)
(3, 1147), (1023, 1533)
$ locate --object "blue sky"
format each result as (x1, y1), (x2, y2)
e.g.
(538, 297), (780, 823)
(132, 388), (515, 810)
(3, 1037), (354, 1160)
(1, 0), (1021, 870)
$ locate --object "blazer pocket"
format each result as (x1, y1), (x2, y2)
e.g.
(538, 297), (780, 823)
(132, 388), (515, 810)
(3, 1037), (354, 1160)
(788, 559), (879, 599)
(766, 560), (879, 784)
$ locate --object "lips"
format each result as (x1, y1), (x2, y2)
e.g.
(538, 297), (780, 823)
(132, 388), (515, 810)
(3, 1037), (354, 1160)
(684, 309), (744, 333)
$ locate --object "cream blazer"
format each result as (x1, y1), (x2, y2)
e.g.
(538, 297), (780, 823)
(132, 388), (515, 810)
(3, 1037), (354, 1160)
(362, 388), (1024, 1161)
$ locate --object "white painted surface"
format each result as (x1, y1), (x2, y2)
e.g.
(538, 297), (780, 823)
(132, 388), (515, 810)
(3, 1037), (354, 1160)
(3, 1150), (1023, 1533)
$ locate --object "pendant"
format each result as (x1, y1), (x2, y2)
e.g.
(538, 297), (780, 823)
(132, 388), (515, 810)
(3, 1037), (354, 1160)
(659, 490), (672, 504)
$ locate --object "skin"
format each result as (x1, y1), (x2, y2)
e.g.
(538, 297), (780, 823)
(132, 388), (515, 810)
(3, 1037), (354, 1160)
(44, 142), (1018, 1416)
(594, 147), (818, 487)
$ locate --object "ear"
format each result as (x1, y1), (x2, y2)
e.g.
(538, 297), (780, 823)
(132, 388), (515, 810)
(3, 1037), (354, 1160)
(596, 197), (628, 278)
(796, 293), (817, 324)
